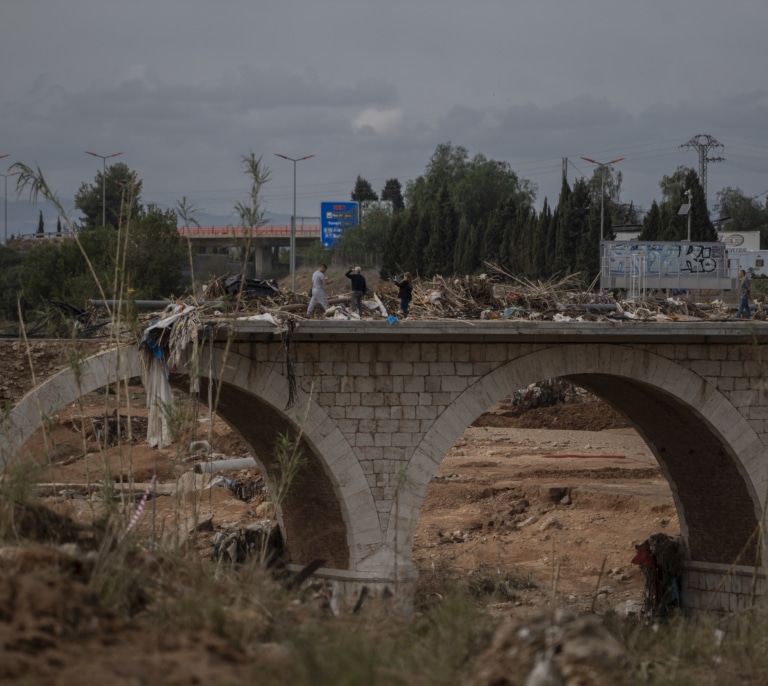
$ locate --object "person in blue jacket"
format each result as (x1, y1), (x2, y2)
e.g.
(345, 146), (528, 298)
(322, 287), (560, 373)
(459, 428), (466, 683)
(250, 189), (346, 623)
(736, 269), (751, 319)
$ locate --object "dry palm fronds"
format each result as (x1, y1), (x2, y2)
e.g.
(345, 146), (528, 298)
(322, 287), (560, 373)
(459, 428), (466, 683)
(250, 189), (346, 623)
(485, 264), (592, 314)
(373, 273), (503, 319)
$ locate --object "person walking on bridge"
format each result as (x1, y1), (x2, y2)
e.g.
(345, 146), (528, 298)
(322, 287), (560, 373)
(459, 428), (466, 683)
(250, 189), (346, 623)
(345, 266), (367, 316)
(394, 272), (413, 319)
(307, 264), (333, 316)
(736, 269), (751, 320)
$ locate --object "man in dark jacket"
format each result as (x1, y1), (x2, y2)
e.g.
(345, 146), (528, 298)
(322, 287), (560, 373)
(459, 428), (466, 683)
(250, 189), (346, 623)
(394, 272), (413, 318)
(345, 266), (367, 316)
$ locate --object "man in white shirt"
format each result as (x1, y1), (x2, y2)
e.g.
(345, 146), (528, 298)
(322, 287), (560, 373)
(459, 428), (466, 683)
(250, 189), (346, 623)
(307, 264), (333, 315)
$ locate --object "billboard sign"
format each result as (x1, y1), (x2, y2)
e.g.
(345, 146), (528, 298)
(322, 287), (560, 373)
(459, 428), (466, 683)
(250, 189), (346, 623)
(320, 201), (358, 248)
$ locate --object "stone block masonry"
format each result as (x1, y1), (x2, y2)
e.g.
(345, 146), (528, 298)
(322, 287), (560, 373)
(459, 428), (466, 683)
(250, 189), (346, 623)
(5, 321), (768, 613)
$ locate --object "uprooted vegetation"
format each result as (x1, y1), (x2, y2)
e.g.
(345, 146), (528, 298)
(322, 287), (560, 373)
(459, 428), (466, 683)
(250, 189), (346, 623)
(25, 267), (754, 345)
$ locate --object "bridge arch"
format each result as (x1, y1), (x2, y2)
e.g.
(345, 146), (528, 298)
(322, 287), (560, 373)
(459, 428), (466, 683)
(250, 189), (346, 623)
(0, 346), (143, 470)
(188, 347), (383, 571)
(0, 345), (383, 574)
(398, 343), (767, 571)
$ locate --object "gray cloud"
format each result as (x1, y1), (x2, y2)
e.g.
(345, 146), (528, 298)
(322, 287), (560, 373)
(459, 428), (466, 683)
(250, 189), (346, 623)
(2, 0), (767, 233)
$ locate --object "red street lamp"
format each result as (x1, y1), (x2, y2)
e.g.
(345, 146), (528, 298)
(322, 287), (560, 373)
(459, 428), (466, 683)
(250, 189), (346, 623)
(85, 151), (124, 228)
(274, 153), (315, 293)
(580, 156), (625, 241)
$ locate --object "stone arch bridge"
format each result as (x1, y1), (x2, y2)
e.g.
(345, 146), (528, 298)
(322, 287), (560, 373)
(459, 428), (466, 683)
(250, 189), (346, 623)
(3, 321), (768, 613)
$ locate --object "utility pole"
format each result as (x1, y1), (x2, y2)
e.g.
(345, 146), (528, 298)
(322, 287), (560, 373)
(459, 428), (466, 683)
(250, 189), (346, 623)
(679, 134), (724, 209)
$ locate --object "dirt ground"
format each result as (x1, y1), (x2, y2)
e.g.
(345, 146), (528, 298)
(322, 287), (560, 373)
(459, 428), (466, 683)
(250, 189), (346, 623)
(0, 340), (681, 683)
(15, 387), (679, 609)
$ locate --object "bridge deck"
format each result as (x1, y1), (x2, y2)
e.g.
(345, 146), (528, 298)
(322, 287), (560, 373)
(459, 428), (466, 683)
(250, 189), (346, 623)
(224, 319), (768, 344)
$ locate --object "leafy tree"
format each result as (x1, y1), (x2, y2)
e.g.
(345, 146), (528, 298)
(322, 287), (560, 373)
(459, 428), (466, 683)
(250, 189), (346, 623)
(56, 216), (62, 235)
(569, 179), (597, 279)
(639, 201), (663, 241)
(454, 217), (479, 274)
(18, 207), (183, 308)
(482, 197), (508, 267)
(552, 177), (573, 274)
(654, 167), (716, 242)
(714, 187), (768, 242)
(10, 162), (185, 315)
(502, 198), (535, 276)
(381, 143), (536, 277)
(18, 229), (107, 309)
(351, 176), (378, 203)
(532, 199), (553, 278)
(75, 161), (142, 229)
(37, 210), (44, 235)
(336, 202), (392, 266)
(124, 205), (184, 298)
(424, 182), (458, 275)
(381, 178), (405, 212)
(381, 208), (411, 277)
(0, 245), (24, 321)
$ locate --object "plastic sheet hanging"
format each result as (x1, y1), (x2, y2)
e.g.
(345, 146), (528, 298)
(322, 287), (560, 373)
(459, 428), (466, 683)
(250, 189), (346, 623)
(145, 354), (173, 448)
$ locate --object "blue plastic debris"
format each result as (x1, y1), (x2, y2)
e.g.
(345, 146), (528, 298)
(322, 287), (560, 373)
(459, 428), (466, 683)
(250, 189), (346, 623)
(501, 307), (518, 319)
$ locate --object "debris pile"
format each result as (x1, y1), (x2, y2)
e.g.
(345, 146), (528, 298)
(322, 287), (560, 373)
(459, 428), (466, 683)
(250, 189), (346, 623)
(88, 412), (148, 447)
(631, 532), (685, 618)
(468, 609), (630, 686)
(66, 267), (757, 343)
(204, 268), (750, 323)
(211, 520), (284, 567)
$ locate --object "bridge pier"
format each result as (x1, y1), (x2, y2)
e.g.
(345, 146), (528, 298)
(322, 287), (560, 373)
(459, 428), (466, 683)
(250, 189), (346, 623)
(252, 245), (276, 274)
(684, 562), (767, 613)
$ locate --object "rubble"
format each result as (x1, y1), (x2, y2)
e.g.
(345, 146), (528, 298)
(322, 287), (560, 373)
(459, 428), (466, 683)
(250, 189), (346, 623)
(73, 265), (754, 349)
(468, 609), (630, 686)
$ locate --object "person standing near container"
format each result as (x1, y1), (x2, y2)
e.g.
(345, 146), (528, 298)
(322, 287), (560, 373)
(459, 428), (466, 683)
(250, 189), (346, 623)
(736, 268), (751, 319)
(345, 266), (367, 316)
(307, 264), (332, 315)
(394, 272), (413, 319)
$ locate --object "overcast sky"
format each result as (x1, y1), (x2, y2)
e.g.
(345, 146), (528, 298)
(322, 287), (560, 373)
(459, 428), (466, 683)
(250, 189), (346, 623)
(3, 0), (768, 234)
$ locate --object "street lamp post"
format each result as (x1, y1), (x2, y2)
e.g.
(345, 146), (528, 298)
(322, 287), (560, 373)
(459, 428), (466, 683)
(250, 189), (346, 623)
(84, 151), (124, 228)
(580, 156), (625, 241)
(274, 153), (315, 293)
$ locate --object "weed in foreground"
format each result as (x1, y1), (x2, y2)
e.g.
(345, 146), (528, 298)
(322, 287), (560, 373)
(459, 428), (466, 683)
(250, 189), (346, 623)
(276, 591), (491, 686)
(604, 609), (768, 684)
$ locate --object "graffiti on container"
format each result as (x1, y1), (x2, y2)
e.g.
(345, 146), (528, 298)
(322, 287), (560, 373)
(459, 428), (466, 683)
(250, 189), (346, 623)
(607, 242), (725, 278)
